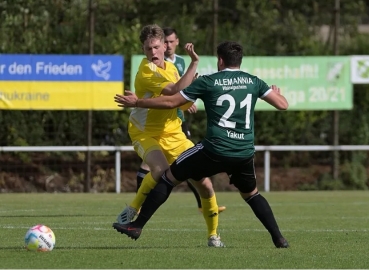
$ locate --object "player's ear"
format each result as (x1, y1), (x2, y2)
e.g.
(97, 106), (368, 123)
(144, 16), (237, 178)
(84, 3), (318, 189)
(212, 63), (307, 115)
(218, 56), (224, 66)
(176, 38), (179, 46)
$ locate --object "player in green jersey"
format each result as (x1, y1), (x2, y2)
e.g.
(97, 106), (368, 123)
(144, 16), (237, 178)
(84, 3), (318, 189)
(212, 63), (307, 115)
(135, 26), (226, 213)
(114, 41), (289, 248)
(163, 27), (188, 134)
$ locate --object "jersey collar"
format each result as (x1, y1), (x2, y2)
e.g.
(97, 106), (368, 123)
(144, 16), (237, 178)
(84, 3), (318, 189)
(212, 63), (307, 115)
(221, 68), (240, 72)
(165, 54), (176, 63)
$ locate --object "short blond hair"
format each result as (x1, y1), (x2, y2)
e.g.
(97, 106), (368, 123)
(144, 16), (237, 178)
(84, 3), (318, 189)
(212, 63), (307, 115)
(139, 24), (164, 44)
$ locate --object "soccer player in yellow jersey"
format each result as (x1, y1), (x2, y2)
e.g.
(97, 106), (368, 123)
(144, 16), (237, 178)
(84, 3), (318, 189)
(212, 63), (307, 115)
(113, 24), (221, 246)
(135, 26), (226, 214)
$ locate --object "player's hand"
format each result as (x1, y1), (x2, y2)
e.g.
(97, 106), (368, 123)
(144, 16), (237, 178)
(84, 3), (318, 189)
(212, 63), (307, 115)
(184, 43), (199, 63)
(114, 91), (138, 107)
(187, 103), (197, 114)
(271, 85), (281, 94)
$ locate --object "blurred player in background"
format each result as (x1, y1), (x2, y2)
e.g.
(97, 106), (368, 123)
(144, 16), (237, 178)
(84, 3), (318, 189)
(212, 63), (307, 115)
(135, 26), (226, 213)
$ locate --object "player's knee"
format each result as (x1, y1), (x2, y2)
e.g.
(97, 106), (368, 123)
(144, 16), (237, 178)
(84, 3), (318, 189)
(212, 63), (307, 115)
(192, 177), (214, 198)
(140, 162), (150, 171)
(144, 150), (169, 178)
(150, 165), (170, 180)
(164, 169), (182, 187)
(232, 178), (256, 193)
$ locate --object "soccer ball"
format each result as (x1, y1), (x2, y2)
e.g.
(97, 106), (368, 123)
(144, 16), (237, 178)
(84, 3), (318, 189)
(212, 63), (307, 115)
(24, 224), (56, 252)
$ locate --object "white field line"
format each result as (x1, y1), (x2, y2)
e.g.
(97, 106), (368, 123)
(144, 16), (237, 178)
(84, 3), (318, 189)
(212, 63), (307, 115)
(0, 209), (36, 213)
(1, 225), (368, 233)
(1, 201), (369, 212)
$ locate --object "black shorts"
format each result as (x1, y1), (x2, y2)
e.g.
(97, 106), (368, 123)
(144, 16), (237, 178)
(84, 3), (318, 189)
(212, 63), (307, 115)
(181, 122), (191, 140)
(170, 143), (257, 193)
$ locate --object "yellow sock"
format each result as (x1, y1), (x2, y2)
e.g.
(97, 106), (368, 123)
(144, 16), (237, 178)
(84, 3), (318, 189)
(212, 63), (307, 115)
(130, 172), (157, 210)
(200, 194), (219, 238)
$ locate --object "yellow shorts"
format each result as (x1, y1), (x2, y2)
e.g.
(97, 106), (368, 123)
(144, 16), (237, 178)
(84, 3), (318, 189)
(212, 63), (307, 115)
(129, 124), (194, 164)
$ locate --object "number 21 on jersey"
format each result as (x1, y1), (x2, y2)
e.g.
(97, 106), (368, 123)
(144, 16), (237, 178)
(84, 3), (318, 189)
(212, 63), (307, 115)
(216, 93), (252, 129)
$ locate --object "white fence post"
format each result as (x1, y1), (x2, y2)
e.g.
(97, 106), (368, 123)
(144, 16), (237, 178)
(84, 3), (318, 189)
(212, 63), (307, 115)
(115, 150), (121, 194)
(264, 150), (270, 192)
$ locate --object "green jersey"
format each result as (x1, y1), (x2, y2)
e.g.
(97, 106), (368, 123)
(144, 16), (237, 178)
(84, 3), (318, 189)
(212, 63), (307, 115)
(165, 54), (186, 122)
(181, 69), (271, 158)
(165, 54), (186, 76)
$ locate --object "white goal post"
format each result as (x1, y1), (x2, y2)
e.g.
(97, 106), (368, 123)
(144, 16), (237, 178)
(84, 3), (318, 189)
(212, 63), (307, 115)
(1, 145), (369, 193)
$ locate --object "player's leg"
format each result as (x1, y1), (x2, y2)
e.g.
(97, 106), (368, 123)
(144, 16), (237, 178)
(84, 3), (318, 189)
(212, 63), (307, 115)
(123, 131), (187, 220)
(197, 177), (226, 213)
(116, 137), (170, 224)
(187, 178), (224, 247)
(113, 168), (182, 240)
(243, 188), (288, 248)
(186, 179), (202, 208)
(164, 139), (222, 243)
(130, 149), (169, 208)
(114, 143), (225, 247)
(230, 157), (289, 248)
(181, 121), (202, 207)
(161, 143), (223, 244)
(136, 162), (150, 192)
(181, 122), (226, 213)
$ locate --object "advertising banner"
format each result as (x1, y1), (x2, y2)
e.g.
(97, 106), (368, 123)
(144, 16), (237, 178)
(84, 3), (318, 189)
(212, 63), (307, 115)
(0, 55), (124, 110)
(351, 55), (369, 84)
(131, 55), (352, 110)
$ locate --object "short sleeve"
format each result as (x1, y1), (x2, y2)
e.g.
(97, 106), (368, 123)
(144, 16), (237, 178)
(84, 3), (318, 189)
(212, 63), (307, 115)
(181, 76), (207, 102)
(256, 77), (272, 98)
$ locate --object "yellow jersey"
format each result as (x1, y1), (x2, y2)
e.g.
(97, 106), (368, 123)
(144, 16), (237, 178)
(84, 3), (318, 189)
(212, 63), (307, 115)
(129, 58), (182, 136)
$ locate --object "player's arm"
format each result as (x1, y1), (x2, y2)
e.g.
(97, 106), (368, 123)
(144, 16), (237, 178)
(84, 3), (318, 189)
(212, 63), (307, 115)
(136, 94), (185, 109)
(261, 85), (288, 110)
(114, 76), (202, 109)
(183, 72), (198, 112)
(114, 91), (191, 109)
(161, 43), (199, 96)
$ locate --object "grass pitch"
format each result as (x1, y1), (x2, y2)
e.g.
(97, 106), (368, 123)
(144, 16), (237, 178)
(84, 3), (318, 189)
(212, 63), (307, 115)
(0, 191), (368, 269)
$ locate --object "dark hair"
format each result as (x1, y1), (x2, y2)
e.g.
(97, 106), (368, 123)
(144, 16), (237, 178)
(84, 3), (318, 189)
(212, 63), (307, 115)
(162, 27), (178, 38)
(216, 41), (243, 67)
(139, 24), (164, 44)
